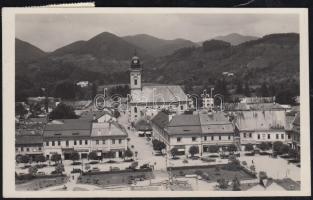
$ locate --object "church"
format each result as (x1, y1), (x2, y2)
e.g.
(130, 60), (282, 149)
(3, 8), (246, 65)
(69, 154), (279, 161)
(128, 55), (190, 123)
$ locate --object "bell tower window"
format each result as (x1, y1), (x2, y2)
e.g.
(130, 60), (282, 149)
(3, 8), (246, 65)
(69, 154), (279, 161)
(134, 79), (138, 85)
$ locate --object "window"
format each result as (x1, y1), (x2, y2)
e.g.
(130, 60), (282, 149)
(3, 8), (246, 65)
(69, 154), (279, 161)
(112, 139), (116, 144)
(102, 140), (106, 144)
(249, 133), (252, 138)
(281, 134), (284, 139)
(219, 136), (221, 140)
(46, 141), (49, 146)
(268, 134), (270, 139)
(119, 139), (122, 144)
(96, 140), (99, 145)
(52, 141), (55, 146)
(257, 134), (260, 139)
(134, 107), (137, 113)
(85, 140), (88, 145)
(180, 105), (184, 110)
(177, 137), (181, 142)
(276, 134), (279, 139)
(228, 135), (231, 140)
(243, 133), (246, 138)
(26, 148), (29, 152)
(204, 136), (207, 141)
(74, 140), (77, 145)
(66, 140), (69, 146)
(288, 134), (291, 139)
(58, 141), (61, 146)
(38, 147), (42, 151)
(16, 148), (18, 151)
(211, 136), (214, 140)
(134, 79), (138, 85)
(79, 140), (82, 145)
(21, 147), (24, 151)
(192, 137), (196, 142)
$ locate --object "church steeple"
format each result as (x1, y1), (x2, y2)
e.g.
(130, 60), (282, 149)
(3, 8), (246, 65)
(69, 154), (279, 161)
(130, 55), (142, 90)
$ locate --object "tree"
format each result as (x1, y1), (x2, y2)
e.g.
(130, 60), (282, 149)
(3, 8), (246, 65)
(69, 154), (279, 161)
(259, 142), (271, 151)
(91, 82), (97, 99)
(259, 83), (269, 97)
(236, 80), (243, 94)
(16, 154), (23, 163)
(273, 141), (283, 153)
(189, 146), (199, 157)
(54, 81), (76, 99)
(243, 82), (251, 97)
(21, 155), (30, 163)
(49, 103), (78, 120)
(124, 149), (133, 160)
(208, 145), (219, 153)
(245, 143), (254, 151)
(51, 153), (62, 164)
(217, 178), (229, 190)
(288, 148), (299, 159)
(153, 140), (166, 153)
(69, 151), (80, 163)
(55, 163), (65, 174)
(113, 109), (120, 118)
(28, 166), (38, 176)
(228, 144), (237, 152)
(15, 103), (28, 118)
(88, 151), (99, 160)
(278, 144), (290, 155)
(34, 154), (46, 163)
(170, 147), (179, 158)
(232, 176), (241, 191)
(29, 103), (43, 116)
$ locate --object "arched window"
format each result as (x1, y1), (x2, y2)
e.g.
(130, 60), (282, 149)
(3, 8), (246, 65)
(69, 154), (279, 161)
(134, 107), (137, 113)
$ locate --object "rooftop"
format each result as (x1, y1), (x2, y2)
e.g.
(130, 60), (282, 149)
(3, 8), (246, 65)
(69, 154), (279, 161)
(91, 122), (127, 137)
(16, 135), (43, 145)
(130, 85), (188, 103)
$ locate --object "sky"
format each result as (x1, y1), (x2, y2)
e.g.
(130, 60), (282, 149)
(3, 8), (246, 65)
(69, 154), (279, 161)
(16, 13), (299, 52)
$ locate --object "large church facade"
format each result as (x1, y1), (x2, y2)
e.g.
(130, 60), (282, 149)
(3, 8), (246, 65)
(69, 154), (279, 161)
(128, 56), (190, 123)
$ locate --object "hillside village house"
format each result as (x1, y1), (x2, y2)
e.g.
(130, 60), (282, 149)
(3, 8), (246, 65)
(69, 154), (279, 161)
(15, 135), (44, 160)
(151, 111), (235, 156)
(128, 56), (190, 123)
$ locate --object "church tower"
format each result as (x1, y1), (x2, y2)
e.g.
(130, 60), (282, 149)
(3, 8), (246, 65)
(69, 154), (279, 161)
(129, 55), (142, 91)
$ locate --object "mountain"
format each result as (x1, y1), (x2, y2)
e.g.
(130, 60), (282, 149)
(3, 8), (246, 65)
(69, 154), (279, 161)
(213, 33), (259, 46)
(15, 38), (47, 64)
(123, 34), (198, 57)
(143, 33), (299, 85)
(15, 32), (299, 102)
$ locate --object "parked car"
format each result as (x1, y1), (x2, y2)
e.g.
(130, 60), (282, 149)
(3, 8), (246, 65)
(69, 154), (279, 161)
(36, 171), (45, 176)
(139, 163), (150, 169)
(71, 168), (82, 174)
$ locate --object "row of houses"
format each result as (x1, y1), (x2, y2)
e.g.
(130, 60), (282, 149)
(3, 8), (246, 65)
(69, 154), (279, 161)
(150, 103), (300, 155)
(15, 111), (128, 160)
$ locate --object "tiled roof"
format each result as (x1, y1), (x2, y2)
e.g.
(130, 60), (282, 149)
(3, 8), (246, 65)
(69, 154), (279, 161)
(44, 119), (92, 138)
(167, 114), (201, 135)
(235, 110), (286, 131)
(224, 103), (285, 111)
(131, 85), (187, 103)
(199, 112), (234, 134)
(16, 135), (43, 145)
(151, 111), (170, 130)
(91, 122), (127, 137)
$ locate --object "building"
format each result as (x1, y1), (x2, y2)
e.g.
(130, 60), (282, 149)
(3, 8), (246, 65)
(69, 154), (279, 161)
(290, 112), (300, 151)
(128, 56), (190, 123)
(151, 111), (235, 156)
(43, 119), (92, 160)
(15, 135), (44, 159)
(90, 121), (128, 158)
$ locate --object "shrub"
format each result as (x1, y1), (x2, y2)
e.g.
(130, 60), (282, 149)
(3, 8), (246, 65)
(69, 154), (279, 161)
(228, 144), (237, 152)
(278, 144), (290, 155)
(21, 155), (31, 163)
(245, 143), (254, 151)
(273, 141), (283, 153)
(71, 161), (82, 165)
(88, 151), (99, 160)
(244, 152), (255, 156)
(259, 142), (271, 151)
(208, 145), (219, 153)
(217, 178), (229, 189)
(189, 146), (199, 157)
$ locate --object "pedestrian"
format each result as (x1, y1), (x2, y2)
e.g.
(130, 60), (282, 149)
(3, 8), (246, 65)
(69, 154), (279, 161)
(252, 160), (254, 164)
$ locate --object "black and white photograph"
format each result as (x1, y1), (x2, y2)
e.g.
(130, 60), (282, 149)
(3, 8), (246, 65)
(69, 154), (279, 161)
(2, 8), (310, 197)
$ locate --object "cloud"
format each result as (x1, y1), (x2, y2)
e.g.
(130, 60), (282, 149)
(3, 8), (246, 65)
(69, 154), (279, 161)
(16, 13), (299, 52)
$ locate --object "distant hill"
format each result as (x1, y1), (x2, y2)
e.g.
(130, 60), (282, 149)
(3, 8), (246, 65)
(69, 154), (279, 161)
(15, 38), (47, 64)
(213, 33), (259, 45)
(15, 32), (299, 102)
(123, 34), (198, 57)
(143, 33), (299, 85)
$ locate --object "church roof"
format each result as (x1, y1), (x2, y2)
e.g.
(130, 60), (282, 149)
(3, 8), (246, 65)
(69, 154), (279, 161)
(131, 85), (187, 103)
